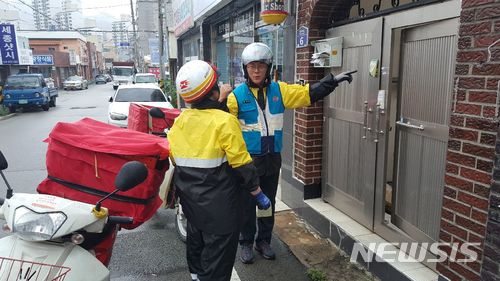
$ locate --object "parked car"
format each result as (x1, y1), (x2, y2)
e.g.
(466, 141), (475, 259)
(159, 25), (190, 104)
(63, 76), (88, 90)
(134, 73), (158, 85)
(108, 84), (173, 128)
(95, 74), (107, 84)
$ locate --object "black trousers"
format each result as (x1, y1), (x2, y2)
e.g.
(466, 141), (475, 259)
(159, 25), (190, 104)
(239, 171), (279, 245)
(187, 222), (239, 281)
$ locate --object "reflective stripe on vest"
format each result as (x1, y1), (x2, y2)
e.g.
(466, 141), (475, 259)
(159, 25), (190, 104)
(233, 82), (284, 155)
(173, 156), (228, 168)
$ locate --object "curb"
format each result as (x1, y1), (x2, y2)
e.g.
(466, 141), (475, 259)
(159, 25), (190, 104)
(0, 113), (16, 121)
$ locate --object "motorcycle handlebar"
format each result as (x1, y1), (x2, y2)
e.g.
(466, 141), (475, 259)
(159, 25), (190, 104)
(108, 216), (134, 225)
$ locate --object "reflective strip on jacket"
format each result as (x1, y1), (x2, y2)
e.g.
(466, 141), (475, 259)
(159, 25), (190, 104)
(228, 81), (311, 155)
(167, 108), (256, 235)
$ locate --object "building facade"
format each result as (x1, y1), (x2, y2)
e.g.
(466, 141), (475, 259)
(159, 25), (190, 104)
(20, 31), (95, 85)
(283, 0), (499, 281)
(172, 0), (500, 280)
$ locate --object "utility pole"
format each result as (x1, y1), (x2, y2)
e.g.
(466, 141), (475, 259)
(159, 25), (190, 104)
(130, 0), (139, 68)
(158, 0), (165, 87)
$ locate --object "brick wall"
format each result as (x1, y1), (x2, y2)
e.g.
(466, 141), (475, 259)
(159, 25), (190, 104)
(482, 135), (500, 280)
(295, 0), (350, 185)
(438, 0), (499, 280)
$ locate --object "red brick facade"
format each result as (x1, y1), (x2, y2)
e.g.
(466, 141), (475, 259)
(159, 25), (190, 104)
(439, 0), (499, 279)
(297, 0), (499, 280)
(294, 0), (350, 185)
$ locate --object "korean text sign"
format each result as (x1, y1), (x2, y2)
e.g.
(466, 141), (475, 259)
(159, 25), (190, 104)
(0, 24), (19, 64)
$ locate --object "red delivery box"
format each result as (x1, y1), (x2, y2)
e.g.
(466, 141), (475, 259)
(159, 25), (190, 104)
(37, 118), (170, 229)
(127, 103), (181, 134)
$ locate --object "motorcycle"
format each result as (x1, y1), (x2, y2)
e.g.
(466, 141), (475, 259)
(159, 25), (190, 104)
(148, 107), (187, 243)
(0, 150), (148, 281)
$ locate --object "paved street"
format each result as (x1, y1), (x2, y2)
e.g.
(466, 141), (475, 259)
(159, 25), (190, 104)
(0, 83), (309, 281)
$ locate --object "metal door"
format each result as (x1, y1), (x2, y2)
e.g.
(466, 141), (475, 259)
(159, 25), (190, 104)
(392, 19), (459, 242)
(322, 18), (383, 229)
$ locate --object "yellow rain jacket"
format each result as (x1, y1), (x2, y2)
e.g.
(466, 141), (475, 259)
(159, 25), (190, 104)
(226, 81), (311, 175)
(167, 108), (259, 234)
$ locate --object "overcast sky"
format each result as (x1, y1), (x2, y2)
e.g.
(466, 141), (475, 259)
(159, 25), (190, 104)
(82, 0), (133, 20)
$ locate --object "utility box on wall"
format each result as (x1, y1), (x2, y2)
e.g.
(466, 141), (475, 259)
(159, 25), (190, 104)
(311, 37), (343, 68)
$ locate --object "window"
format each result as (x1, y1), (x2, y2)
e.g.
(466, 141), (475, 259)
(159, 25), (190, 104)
(48, 47), (55, 51)
(63, 46), (68, 49)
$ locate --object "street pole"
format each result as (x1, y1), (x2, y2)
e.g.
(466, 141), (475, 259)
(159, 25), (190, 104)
(130, 0), (139, 69)
(158, 0), (165, 87)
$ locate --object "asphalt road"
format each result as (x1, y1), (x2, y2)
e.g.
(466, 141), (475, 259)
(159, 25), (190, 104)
(0, 82), (309, 281)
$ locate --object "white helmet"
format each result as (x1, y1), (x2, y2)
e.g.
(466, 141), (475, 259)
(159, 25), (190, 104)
(175, 60), (217, 103)
(241, 42), (273, 83)
(241, 42), (273, 66)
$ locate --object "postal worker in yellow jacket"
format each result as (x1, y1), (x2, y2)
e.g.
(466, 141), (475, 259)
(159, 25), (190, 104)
(226, 42), (355, 264)
(167, 60), (271, 281)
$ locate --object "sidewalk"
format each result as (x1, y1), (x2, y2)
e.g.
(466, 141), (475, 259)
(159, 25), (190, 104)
(273, 201), (379, 281)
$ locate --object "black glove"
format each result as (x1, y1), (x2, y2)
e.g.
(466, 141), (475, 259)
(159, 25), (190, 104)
(334, 71), (355, 84)
(309, 70), (356, 103)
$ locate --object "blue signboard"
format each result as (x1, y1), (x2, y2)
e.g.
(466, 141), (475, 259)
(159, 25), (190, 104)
(149, 38), (160, 65)
(0, 24), (19, 64)
(33, 55), (54, 65)
(296, 26), (309, 48)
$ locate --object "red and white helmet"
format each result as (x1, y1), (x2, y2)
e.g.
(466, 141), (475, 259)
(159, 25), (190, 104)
(175, 60), (217, 103)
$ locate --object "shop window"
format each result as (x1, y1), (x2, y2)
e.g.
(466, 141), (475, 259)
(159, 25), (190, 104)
(213, 9), (254, 86)
(215, 20), (231, 84)
(256, 26), (284, 81)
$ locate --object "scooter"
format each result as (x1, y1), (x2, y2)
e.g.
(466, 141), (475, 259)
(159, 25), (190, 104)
(0, 150), (148, 281)
(148, 107), (187, 243)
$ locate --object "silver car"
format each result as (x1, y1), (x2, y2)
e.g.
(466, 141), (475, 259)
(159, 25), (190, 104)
(63, 76), (88, 90)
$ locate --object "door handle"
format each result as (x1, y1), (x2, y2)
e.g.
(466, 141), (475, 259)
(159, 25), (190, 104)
(362, 101), (370, 139)
(396, 121), (425, 131)
(374, 104), (385, 143)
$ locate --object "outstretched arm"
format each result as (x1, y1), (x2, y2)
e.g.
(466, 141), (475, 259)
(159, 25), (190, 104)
(309, 71), (355, 103)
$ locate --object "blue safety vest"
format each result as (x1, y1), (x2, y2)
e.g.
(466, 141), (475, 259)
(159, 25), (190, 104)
(233, 82), (285, 155)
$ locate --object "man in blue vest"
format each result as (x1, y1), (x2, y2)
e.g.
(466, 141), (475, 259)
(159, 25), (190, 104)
(226, 42), (355, 264)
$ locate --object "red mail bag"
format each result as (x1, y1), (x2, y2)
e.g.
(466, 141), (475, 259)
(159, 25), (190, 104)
(37, 118), (170, 229)
(127, 103), (181, 134)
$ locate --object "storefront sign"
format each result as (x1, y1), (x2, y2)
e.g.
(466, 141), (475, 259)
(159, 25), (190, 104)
(33, 55), (53, 65)
(173, 0), (194, 37)
(192, 0), (220, 21)
(18, 49), (33, 65)
(260, 0), (288, 25)
(148, 67), (160, 79)
(296, 26), (308, 48)
(0, 24), (19, 64)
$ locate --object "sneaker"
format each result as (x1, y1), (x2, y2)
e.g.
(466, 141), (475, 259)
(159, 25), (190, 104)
(255, 241), (276, 260)
(240, 244), (254, 264)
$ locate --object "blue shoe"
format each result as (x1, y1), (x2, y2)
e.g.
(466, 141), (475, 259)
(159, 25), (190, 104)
(240, 244), (254, 264)
(255, 241), (276, 260)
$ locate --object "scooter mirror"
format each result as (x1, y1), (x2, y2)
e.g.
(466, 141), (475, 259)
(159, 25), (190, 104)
(114, 161), (148, 191)
(0, 151), (8, 170)
(149, 107), (165, 119)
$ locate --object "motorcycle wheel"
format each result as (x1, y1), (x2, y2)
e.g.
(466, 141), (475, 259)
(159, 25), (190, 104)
(175, 200), (187, 243)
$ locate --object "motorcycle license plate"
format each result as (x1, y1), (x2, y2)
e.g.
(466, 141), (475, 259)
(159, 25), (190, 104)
(18, 100), (28, 104)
